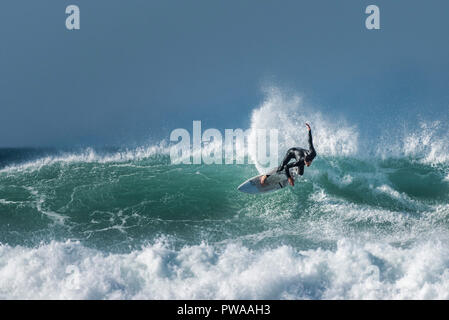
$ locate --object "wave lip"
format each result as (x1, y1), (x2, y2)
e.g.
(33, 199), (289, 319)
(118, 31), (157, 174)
(247, 87), (359, 174)
(0, 144), (170, 174)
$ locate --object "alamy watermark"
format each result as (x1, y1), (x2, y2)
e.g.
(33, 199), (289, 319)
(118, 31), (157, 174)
(64, 4), (380, 31)
(170, 121), (279, 167)
(65, 265), (81, 290)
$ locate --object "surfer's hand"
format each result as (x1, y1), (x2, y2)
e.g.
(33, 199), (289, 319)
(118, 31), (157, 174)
(305, 123), (311, 131)
(288, 177), (294, 186)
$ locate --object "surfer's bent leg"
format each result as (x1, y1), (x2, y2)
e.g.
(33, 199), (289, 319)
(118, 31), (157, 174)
(261, 149), (295, 186)
(277, 149), (295, 173)
(284, 149), (302, 185)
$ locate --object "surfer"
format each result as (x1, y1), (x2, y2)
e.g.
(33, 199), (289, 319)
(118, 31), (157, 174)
(260, 123), (316, 187)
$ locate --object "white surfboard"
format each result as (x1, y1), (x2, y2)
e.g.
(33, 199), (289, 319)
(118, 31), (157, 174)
(237, 167), (299, 194)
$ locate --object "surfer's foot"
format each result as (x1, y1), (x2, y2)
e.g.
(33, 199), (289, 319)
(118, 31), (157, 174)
(260, 175), (267, 185)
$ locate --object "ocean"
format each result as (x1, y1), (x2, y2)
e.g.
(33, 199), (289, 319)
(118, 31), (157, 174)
(1, 90), (449, 299)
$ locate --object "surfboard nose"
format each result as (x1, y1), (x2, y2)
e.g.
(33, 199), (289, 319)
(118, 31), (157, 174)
(237, 181), (254, 194)
(237, 182), (248, 192)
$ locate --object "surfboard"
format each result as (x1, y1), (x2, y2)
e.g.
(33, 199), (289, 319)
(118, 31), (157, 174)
(237, 167), (299, 194)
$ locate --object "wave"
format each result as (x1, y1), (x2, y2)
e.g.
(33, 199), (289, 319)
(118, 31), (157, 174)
(1, 238), (449, 299)
(1, 87), (449, 299)
(1, 153), (448, 248)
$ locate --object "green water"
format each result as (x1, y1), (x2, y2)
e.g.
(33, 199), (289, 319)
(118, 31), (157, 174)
(1, 151), (448, 253)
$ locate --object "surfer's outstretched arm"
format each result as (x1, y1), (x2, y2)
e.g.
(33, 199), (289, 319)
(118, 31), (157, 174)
(306, 123), (316, 158)
(308, 130), (315, 154)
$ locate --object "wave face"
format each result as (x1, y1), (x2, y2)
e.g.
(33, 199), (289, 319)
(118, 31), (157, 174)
(1, 89), (449, 299)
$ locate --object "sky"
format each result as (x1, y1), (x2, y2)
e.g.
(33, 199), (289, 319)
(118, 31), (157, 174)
(1, 0), (448, 147)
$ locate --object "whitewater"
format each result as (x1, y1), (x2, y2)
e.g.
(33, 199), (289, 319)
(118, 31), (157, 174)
(1, 88), (449, 299)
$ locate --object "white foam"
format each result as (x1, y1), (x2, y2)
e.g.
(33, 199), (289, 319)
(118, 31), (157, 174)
(341, 174), (353, 185)
(2, 239), (449, 299)
(374, 184), (422, 209)
(0, 199), (20, 205)
(23, 186), (68, 225)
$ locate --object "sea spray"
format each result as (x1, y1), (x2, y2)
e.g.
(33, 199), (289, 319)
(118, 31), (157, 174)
(248, 87), (358, 174)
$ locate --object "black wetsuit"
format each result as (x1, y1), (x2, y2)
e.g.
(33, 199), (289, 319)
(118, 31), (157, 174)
(275, 130), (316, 179)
